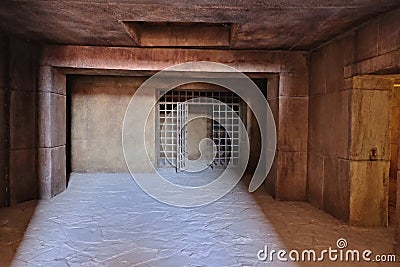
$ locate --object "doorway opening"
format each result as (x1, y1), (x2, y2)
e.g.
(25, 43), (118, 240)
(157, 89), (243, 171)
(66, 75), (267, 179)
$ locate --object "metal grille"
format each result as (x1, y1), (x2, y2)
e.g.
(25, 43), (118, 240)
(158, 90), (240, 168)
(212, 103), (240, 167)
(159, 102), (177, 167)
(176, 103), (188, 172)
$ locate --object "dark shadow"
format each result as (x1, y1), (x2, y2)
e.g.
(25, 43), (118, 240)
(66, 75), (72, 186)
(245, 78), (265, 175)
(0, 200), (38, 266)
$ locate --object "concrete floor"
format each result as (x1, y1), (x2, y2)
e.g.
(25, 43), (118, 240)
(0, 171), (397, 267)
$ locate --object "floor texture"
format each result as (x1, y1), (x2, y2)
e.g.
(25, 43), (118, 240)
(0, 172), (398, 267)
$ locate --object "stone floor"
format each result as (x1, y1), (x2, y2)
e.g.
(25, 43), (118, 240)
(0, 171), (398, 266)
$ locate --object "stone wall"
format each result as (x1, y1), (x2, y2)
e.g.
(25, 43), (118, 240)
(37, 66), (67, 199)
(9, 38), (40, 205)
(266, 69), (309, 201)
(69, 75), (145, 172)
(0, 33), (40, 206)
(40, 47), (309, 200)
(69, 76), (259, 173)
(390, 85), (400, 224)
(0, 32), (7, 207)
(308, 8), (400, 225)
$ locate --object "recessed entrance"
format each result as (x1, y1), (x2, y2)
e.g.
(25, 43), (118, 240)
(67, 76), (266, 175)
(157, 89), (242, 171)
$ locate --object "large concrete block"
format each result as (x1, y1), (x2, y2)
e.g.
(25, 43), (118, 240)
(38, 92), (51, 148)
(136, 22), (230, 47)
(275, 151), (307, 200)
(342, 36), (356, 66)
(42, 45), (286, 73)
(391, 144), (399, 179)
(353, 76), (395, 90)
(397, 171), (400, 252)
(9, 38), (39, 91)
(10, 91), (36, 150)
(51, 146), (66, 197)
(323, 90), (351, 158)
(308, 90), (350, 158)
(0, 151), (6, 207)
(309, 47), (326, 96)
(378, 9), (400, 55)
(343, 78), (353, 90)
(54, 96), (67, 145)
(38, 92), (66, 147)
(52, 94), (66, 147)
(266, 74), (279, 100)
(323, 157), (350, 222)
(38, 147), (51, 199)
(349, 160), (389, 226)
(307, 153), (324, 209)
(325, 37), (354, 93)
(393, 87), (400, 107)
(0, 90), (5, 151)
(38, 146), (66, 199)
(278, 97), (308, 152)
(326, 46), (344, 93)
(279, 72), (308, 97)
(281, 52), (308, 74)
(0, 32), (7, 88)
(398, 133), (400, 171)
(343, 67), (352, 79)
(69, 75), (145, 94)
(308, 95), (325, 154)
(351, 49), (400, 76)
(351, 89), (392, 161)
(38, 66), (66, 95)
(355, 19), (379, 62)
(9, 149), (36, 205)
(391, 107), (400, 144)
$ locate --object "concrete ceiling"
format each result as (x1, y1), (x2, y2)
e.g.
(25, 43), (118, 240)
(0, 0), (399, 50)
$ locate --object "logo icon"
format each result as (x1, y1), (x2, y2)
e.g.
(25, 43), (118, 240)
(122, 61), (276, 207)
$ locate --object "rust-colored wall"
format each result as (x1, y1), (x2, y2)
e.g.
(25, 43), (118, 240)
(308, 35), (354, 220)
(9, 38), (40, 205)
(0, 32), (7, 207)
(308, 8), (400, 223)
(390, 87), (400, 224)
(0, 33), (40, 206)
